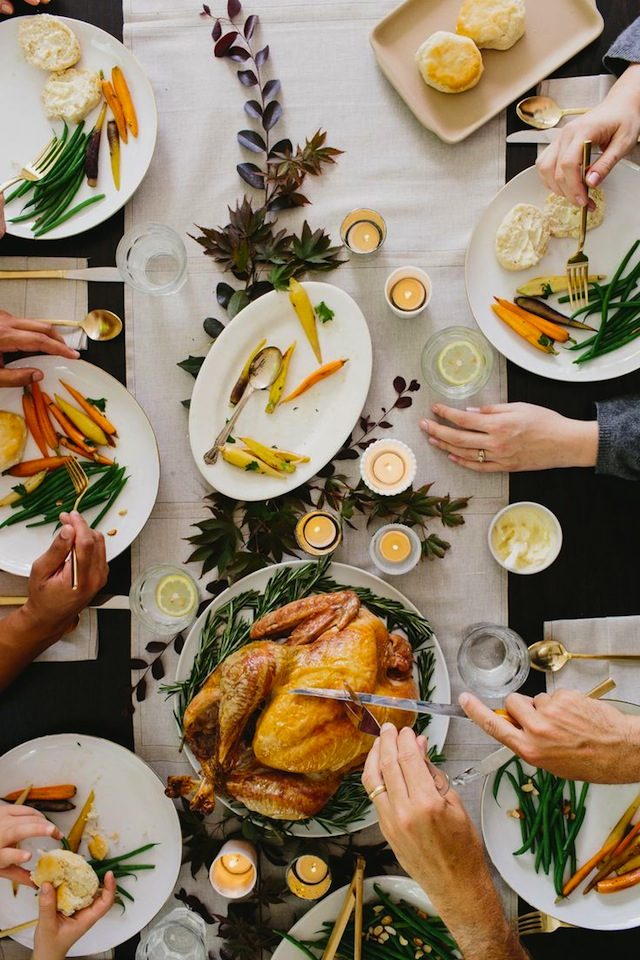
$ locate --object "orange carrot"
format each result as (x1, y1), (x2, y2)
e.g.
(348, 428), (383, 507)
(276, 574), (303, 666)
(596, 868), (640, 894)
(31, 381), (58, 452)
(60, 380), (117, 436)
(112, 66), (138, 137)
(563, 791), (640, 897)
(282, 359), (348, 403)
(3, 784), (76, 803)
(491, 303), (558, 355)
(59, 438), (113, 465)
(7, 457), (70, 478)
(494, 298), (570, 344)
(22, 392), (47, 457)
(100, 74), (128, 143)
(584, 821), (640, 893)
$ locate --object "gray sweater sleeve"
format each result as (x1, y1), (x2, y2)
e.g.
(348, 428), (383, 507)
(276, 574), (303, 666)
(604, 17), (640, 75)
(595, 396), (640, 480)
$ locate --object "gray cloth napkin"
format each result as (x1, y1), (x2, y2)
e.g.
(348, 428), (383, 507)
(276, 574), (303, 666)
(546, 615), (640, 703)
(0, 256), (89, 350)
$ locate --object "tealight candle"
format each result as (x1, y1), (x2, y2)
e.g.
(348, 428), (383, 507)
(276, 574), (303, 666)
(209, 840), (257, 899)
(286, 853), (332, 900)
(295, 511), (342, 557)
(370, 523), (422, 577)
(360, 439), (417, 497)
(384, 266), (433, 318)
(340, 208), (386, 257)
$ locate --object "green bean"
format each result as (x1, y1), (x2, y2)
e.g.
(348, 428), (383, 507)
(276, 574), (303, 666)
(35, 192), (105, 237)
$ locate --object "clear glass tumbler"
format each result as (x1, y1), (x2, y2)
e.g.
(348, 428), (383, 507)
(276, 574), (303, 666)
(421, 325), (494, 400)
(135, 908), (206, 960)
(457, 623), (530, 698)
(129, 564), (199, 636)
(116, 223), (188, 295)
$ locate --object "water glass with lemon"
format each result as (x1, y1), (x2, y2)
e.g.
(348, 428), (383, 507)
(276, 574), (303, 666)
(129, 564), (199, 635)
(421, 326), (493, 400)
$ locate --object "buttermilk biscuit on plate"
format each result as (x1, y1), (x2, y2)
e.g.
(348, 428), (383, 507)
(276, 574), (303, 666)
(18, 15), (81, 72)
(495, 203), (550, 271)
(456, 0), (526, 51)
(415, 31), (484, 94)
(42, 68), (102, 124)
(544, 188), (606, 238)
(0, 411), (27, 473)
(32, 849), (99, 917)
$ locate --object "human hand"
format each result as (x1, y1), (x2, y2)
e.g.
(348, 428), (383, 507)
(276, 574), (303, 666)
(537, 64), (640, 207)
(0, 310), (80, 387)
(0, 804), (62, 887)
(33, 872), (116, 960)
(21, 511), (108, 645)
(460, 688), (640, 783)
(421, 401), (598, 472)
(0, 1), (51, 16)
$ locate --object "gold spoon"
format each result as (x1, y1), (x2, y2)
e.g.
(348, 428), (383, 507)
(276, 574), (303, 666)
(41, 309), (123, 342)
(529, 639), (640, 673)
(516, 95), (589, 130)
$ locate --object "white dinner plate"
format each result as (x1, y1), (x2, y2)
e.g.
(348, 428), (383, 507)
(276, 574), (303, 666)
(482, 700), (640, 930)
(188, 282), (373, 501)
(0, 733), (181, 955)
(466, 160), (640, 381)
(0, 16), (157, 240)
(174, 560), (450, 837)
(272, 875), (454, 960)
(0, 356), (159, 576)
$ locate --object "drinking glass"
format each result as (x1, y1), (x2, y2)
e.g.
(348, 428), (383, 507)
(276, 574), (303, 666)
(129, 564), (199, 636)
(116, 223), (188, 295)
(421, 325), (493, 400)
(457, 623), (530, 698)
(135, 908), (206, 960)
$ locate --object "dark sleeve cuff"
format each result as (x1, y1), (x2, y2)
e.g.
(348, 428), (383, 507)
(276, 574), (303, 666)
(604, 17), (640, 75)
(595, 397), (640, 481)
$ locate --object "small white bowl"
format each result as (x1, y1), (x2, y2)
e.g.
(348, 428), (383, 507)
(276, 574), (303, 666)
(488, 501), (562, 575)
(360, 438), (417, 496)
(384, 266), (432, 318)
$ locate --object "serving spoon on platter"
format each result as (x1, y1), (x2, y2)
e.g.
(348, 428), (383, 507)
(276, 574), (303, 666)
(528, 639), (640, 673)
(516, 95), (589, 130)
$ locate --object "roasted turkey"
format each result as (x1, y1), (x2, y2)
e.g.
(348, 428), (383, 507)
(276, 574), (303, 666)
(168, 591), (418, 820)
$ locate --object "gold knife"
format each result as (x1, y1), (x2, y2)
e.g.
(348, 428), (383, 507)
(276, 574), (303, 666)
(0, 267), (122, 282)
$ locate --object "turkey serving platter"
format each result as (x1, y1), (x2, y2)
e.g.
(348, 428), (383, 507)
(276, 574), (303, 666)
(171, 560), (450, 838)
(188, 282), (373, 501)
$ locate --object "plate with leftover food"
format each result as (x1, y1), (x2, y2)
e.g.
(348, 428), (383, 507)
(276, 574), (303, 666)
(0, 15), (156, 239)
(0, 733), (181, 955)
(188, 281), (373, 501)
(370, 0), (603, 143)
(466, 160), (640, 381)
(0, 355), (159, 576)
(170, 559), (450, 838)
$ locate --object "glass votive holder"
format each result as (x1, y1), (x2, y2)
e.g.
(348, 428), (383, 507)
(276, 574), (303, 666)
(421, 325), (494, 400)
(129, 564), (199, 636)
(340, 208), (386, 257)
(209, 840), (257, 899)
(457, 623), (530, 698)
(385, 266), (432, 318)
(360, 438), (417, 497)
(116, 222), (188, 295)
(286, 852), (332, 900)
(294, 511), (342, 557)
(370, 523), (421, 576)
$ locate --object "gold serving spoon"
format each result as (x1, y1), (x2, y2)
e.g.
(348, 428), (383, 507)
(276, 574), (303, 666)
(529, 639), (640, 673)
(41, 309), (123, 342)
(516, 95), (589, 130)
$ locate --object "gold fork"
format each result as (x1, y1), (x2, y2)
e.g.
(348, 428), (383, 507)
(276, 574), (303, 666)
(517, 910), (575, 936)
(63, 458), (90, 590)
(566, 140), (592, 310)
(0, 135), (59, 195)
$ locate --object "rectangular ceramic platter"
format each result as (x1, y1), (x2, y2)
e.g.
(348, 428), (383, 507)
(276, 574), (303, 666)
(370, 0), (604, 143)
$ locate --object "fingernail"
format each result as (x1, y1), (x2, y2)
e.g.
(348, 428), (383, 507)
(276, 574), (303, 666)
(381, 722), (395, 733)
(32, 370), (44, 382)
(458, 693), (470, 709)
(428, 437), (438, 446)
(59, 524), (73, 540)
(575, 194), (586, 207)
(20, 850), (31, 862)
(71, 511), (81, 519)
(466, 406), (480, 412)
(586, 171), (600, 187)
(72, 350), (80, 358)
(432, 404), (441, 413)
(419, 419), (429, 430)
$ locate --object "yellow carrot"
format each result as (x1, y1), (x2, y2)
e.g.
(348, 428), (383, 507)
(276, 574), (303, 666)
(494, 298), (570, 343)
(107, 120), (120, 191)
(67, 789), (95, 853)
(282, 359), (348, 403)
(491, 303), (557, 355)
(288, 279), (322, 363)
(266, 341), (296, 413)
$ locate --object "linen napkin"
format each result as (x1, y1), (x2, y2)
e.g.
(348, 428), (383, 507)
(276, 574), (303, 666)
(0, 256), (89, 350)
(546, 615), (640, 705)
(538, 74), (640, 168)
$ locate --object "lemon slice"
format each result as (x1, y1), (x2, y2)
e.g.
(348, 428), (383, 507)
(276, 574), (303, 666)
(436, 339), (483, 386)
(155, 574), (198, 619)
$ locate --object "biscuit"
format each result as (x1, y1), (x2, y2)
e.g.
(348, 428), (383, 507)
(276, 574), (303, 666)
(415, 31), (483, 94)
(32, 850), (99, 917)
(18, 15), (81, 72)
(42, 68), (101, 124)
(544, 188), (605, 238)
(456, 0), (526, 51)
(495, 203), (550, 271)
(0, 411), (27, 474)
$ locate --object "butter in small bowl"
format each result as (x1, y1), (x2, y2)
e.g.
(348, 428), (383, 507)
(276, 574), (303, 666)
(488, 502), (562, 575)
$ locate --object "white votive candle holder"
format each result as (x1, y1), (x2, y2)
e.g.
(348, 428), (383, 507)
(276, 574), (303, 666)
(384, 266), (432, 318)
(209, 840), (257, 899)
(340, 208), (386, 257)
(360, 438), (417, 496)
(370, 523), (422, 576)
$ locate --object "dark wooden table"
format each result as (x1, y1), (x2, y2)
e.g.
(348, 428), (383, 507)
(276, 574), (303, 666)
(1, 0), (639, 956)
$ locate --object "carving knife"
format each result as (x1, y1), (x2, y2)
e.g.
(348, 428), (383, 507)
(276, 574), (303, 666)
(292, 688), (467, 718)
(0, 594), (129, 609)
(506, 129), (561, 144)
(0, 267), (122, 281)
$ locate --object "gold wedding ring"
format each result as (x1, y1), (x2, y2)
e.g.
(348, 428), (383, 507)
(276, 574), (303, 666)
(368, 784), (387, 802)
(477, 448), (486, 462)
